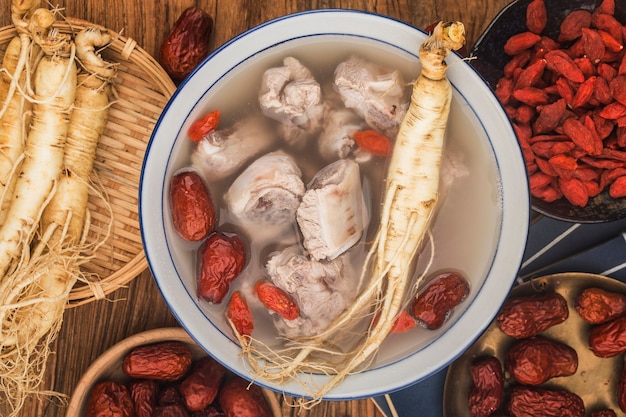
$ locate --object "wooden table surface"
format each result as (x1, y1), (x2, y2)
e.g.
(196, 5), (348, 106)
(0, 0), (513, 416)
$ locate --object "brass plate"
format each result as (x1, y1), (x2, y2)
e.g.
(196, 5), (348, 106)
(443, 272), (626, 416)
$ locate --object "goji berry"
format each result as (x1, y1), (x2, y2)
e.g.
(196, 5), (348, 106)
(353, 129), (392, 157)
(562, 117), (597, 154)
(598, 29), (623, 53)
(592, 14), (623, 45)
(535, 157), (558, 176)
(545, 50), (586, 83)
(187, 110), (220, 142)
(549, 153), (578, 171)
(572, 76), (596, 108)
(595, 0), (615, 15)
(610, 75), (626, 106)
(504, 50), (532, 78)
(531, 184), (562, 202)
(558, 9), (592, 42)
(530, 171), (554, 190)
(391, 310), (417, 333)
(533, 99), (567, 134)
(598, 62), (618, 80)
(526, 0), (548, 34)
(254, 281), (299, 320)
(594, 76), (614, 104)
(495, 77), (514, 105)
(227, 291), (254, 337)
(581, 28), (606, 63)
(513, 87), (550, 106)
(515, 105), (536, 124)
(619, 54), (626, 76)
(504, 32), (542, 55)
(515, 58), (547, 89)
(610, 175), (626, 198)
(559, 177), (589, 207)
(583, 180), (602, 197)
(600, 102), (626, 119)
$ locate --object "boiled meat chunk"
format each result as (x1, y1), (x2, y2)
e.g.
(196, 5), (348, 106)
(333, 55), (408, 138)
(258, 57), (324, 147)
(191, 113), (276, 181)
(265, 246), (356, 338)
(296, 159), (367, 261)
(225, 151), (305, 225)
(317, 107), (368, 162)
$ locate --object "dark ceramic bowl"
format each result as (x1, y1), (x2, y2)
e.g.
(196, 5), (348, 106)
(469, 0), (626, 223)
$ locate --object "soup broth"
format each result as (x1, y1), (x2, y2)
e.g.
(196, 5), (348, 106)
(164, 34), (502, 364)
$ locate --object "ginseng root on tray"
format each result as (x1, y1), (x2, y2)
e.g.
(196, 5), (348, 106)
(0, 1), (116, 415)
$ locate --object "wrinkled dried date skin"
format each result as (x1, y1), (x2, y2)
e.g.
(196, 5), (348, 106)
(508, 386), (585, 417)
(130, 380), (159, 417)
(467, 356), (504, 417)
(179, 356), (227, 412)
(159, 7), (213, 81)
(170, 171), (216, 242)
(589, 315), (626, 358)
(496, 292), (568, 338)
(159, 384), (184, 406)
(197, 232), (246, 304)
(505, 336), (578, 385)
(218, 376), (272, 417)
(191, 405), (226, 417)
(590, 410), (618, 417)
(576, 287), (626, 324)
(153, 404), (190, 417)
(85, 381), (134, 417)
(123, 341), (193, 381)
(412, 272), (470, 330)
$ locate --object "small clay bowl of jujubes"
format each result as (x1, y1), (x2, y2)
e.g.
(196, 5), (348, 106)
(468, 0), (626, 223)
(65, 327), (282, 416)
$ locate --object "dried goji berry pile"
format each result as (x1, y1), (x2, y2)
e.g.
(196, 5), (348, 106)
(495, 0), (626, 207)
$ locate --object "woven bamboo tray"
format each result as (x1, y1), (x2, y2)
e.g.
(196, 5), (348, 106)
(0, 17), (176, 306)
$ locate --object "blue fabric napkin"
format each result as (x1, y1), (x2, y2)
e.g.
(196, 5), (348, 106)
(372, 215), (626, 417)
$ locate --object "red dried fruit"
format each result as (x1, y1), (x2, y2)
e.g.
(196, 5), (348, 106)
(620, 357), (626, 412)
(513, 87), (550, 106)
(227, 291), (254, 337)
(86, 381), (134, 417)
(254, 280), (300, 320)
(610, 75), (626, 106)
(582, 27), (606, 63)
(594, 76), (614, 104)
(188, 110), (220, 142)
(468, 356), (504, 417)
(576, 287), (626, 324)
(170, 171), (216, 242)
(505, 336), (578, 385)
(504, 32), (542, 55)
(610, 175), (626, 198)
(218, 377), (272, 417)
(508, 386), (585, 417)
(130, 380), (159, 417)
(496, 292), (569, 338)
(412, 272), (470, 330)
(589, 315), (626, 357)
(160, 7), (214, 81)
(515, 58), (547, 89)
(558, 9), (592, 42)
(533, 99), (566, 134)
(353, 129), (392, 157)
(179, 356), (227, 412)
(545, 50), (586, 83)
(123, 342), (193, 382)
(526, 0), (548, 34)
(562, 117), (597, 154)
(572, 75), (596, 108)
(197, 231), (246, 304)
(559, 177), (589, 207)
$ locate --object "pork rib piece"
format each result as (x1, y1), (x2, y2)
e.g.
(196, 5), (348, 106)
(258, 57), (324, 147)
(191, 113), (276, 182)
(333, 54), (408, 139)
(225, 151), (305, 225)
(265, 245), (356, 338)
(296, 158), (368, 261)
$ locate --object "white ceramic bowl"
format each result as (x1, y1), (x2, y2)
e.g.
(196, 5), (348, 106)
(140, 9), (530, 400)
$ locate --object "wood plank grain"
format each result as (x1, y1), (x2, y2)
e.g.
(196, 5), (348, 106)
(0, 1), (513, 416)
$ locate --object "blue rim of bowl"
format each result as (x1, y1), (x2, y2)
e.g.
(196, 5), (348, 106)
(139, 9), (530, 400)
